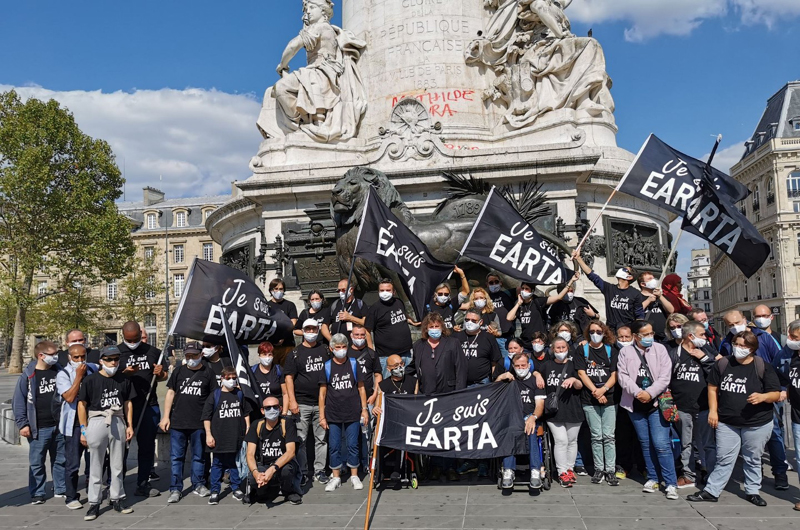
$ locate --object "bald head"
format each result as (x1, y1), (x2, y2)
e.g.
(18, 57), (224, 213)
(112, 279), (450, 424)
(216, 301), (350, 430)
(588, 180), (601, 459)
(723, 310), (746, 329)
(122, 321), (141, 343)
(68, 344), (87, 361)
(386, 354), (404, 378)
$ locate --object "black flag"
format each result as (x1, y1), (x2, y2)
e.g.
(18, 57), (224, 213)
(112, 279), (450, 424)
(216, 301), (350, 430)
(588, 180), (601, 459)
(460, 187), (566, 285)
(353, 187), (453, 320)
(681, 177), (769, 278)
(170, 259), (293, 345)
(221, 308), (262, 407)
(619, 134), (749, 216)
(377, 382), (527, 459)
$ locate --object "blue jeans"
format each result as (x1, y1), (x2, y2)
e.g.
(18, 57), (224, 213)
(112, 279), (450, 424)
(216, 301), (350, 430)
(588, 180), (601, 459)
(210, 453), (241, 493)
(497, 337), (510, 359)
(169, 428), (207, 492)
(629, 409), (677, 488)
(64, 425), (87, 503)
(28, 425), (66, 499)
(329, 422), (360, 471)
(791, 422), (800, 483)
(502, 432), (543, 470)
(704, 421), (772, 497)
(126, 404), (160, 488)
(766, 403), (788, 476)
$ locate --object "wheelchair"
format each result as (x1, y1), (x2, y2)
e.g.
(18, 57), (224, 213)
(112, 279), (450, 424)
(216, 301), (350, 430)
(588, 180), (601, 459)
(497, 422), (555, 493)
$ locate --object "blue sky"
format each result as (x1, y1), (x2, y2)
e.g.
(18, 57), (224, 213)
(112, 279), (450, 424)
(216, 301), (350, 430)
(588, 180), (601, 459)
(1, 1), (799, 274)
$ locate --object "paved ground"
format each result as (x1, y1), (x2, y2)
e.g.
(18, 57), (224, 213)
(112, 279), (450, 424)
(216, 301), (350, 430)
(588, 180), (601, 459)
(2, 372), (800, 529)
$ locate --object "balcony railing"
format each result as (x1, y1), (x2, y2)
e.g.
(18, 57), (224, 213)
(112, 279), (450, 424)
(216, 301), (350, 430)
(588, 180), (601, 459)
(752, 200), (760, 212)
(789, 189), (800, 199)
(767, 193), (775, 205)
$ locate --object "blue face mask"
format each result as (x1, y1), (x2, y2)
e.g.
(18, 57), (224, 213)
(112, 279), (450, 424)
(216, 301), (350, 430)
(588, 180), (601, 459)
(702, 321), (709, 330)
(428, 328), (442, 340)
(639, 337), (654, 348)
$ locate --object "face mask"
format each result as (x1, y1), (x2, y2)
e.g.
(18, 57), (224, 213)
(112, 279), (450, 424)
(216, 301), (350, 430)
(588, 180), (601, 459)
(532, 343), (545, 353)
(670, 328), (683, 339)
(187, 357), (202, 368)
(272, 290), (285, 300)
(514, 367), (529, 379)
(391, 367), (404, 378)
(222, 378), (237, 390)
(428, 328), (442, 340)
(520, 290), (533, 300)
(333, 348), (348, 359)
(589, 333), (603, 344)
(259, 356), (273, 367)
(566, 292), (574, 302)
(310, 301), (322, 311)
(786, 339), (800, 351)
(639, 337), (654, 348)
(555, 351), (569, 361)
(464, 321), (480, 333)
(731, 324), (747, 334)
(303, 332), (319, 343)
(733, 347), (751, 360)
(754, 317), (771, 330)
(474, 298), (487, 309)
(436, 295), (450, 305)
(202, 347), (217, 358)
(42, 354), (58, 366)
(103, 364), (118, 376)
(645, 279), (658, 290)
(339, 291), (347, 301)
(702, 321), (709, 330)
(618, 340), (633, 348)
(352, 338), (366, 348)
(691, 336), (707, 349)
(557, 331), (571, 342)
(379, 291), (392, 302)
(488, 284), (501, 294)
(124, 341), (141, 350)
(69, 360), (84, 369)
(264, 408), (280, 421)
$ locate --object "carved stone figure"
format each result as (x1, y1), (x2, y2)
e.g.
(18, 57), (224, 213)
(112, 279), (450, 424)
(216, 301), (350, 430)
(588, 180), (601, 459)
(466, 0), (615, 130)
(259, 0), (367, 143)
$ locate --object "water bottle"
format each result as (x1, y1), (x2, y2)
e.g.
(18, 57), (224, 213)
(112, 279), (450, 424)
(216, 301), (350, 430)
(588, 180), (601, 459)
(361, 416), (368, 435)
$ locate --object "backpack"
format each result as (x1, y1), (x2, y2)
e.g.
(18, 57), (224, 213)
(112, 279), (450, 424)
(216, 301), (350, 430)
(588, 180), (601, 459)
(582, 343), (612, 363)
(503, 356), (534, 373)
(716, 355), (766, 381)
(251, 364), (282, 378)
(324, 358), (358, 382)
(255, 417), (287, 438)
(212, 387), (244, 412)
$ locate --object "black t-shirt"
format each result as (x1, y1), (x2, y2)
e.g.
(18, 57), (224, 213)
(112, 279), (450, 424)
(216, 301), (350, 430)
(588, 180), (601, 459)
(284, 344), (329, 406)
(516, 297), (549, 342)
(644, 298), (668, 342)
(119, 343), (165, 408)
(204, 357), (233, 387)
(670, 348), (710, 414)
(78, 372), (135, 412)
(267, 299), (299, 345)
(593, 277), (644, 330)
(295, 308), (331, 344)
(453, 330), (502, 385)
(34, 368), (59, 428)
(364, 298), (413, 357)
(539, 358), (584, 423)
(327, 298), (369, 336)
(202, 390), (251, 453)
(573, 344), (618, 406)
(548, 297), (595, 336)
(515, 375), (546, 417)
(531, 350), (554, 373)
(379, 375), (417, 395)
(252, 364), (284, 400)
(489, 290), (516, 336)
(319, 359), (364, 423)
(245, 418), (299, 466)
(348, 347), (381, 396)
(777, 353), (800, 424)
(166, 364), (216, 430)
(708, 358), (780, 427)
(424, 300), (459, 330)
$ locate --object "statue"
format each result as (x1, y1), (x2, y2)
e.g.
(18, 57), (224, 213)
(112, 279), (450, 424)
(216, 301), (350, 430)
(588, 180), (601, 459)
(259, 0), (368, 143)
(466, 0), (615, 130)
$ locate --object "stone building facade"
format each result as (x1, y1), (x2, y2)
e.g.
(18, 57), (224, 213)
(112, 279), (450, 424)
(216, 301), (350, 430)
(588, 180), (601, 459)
(688, 248), (713, 316)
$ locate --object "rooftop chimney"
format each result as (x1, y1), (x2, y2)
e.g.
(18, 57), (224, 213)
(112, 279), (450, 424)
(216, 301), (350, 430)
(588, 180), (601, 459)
(143, 187), (165, 206)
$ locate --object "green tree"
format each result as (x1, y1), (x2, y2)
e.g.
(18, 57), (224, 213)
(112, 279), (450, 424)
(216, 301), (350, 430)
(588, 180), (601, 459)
(118, 248), (166, 323)
(0, 90), (135, 373)
(27, 282), (109, 341)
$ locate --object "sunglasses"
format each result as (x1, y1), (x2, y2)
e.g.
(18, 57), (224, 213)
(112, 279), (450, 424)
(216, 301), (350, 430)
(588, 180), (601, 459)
(465, 318), (480, 323)
(263, 405), (280, 412)
(488, 281), (500, 285)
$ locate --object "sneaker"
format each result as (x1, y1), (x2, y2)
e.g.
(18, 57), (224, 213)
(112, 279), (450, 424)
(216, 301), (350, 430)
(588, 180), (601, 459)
(642, 479), (659, 493)
(111, 499), (133, 514)
(665, 485), (679, 500)
(591, 470), (605, 484)
(84, 504), (100, 521)
(446, 469), (459, 482)
(300, 474), (309, 488)
(605, 471), (620, 487)
(687, 490), (718, 502)
(193, 485), (211, 497)
(529, 469), (543, 489)
(457, 461), (478, 475)
(325, 477), (342, 492)
(31, 497), (45, 505)
(150, 471), (160, 481)
(134, 485), (160, 497)
(677, 476), (695, 489)
(746, 494), (767, 507)
(478, 462), (489, 478)
(53, 493), (66, 498)
(315, 471), (329, 484)
(286, 493), (303, 505)
(232, 490), (245, 502)
(615, 465), (627, 480)
(574, 465), (588, 476)
(775, 473), (789, 491)
(167, 490), (182, 504)
(501, 468), (515, 489)
(566, 469), (577, 483)
(66, 499), (83, 510)
(558, 472), (573, 488)
(351, 476), (363, 490)
(208, 493), (220, 505)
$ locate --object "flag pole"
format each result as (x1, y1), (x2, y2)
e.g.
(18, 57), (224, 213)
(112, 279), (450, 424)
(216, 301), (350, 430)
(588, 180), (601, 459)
(339, 190), (372, 335)
(457, 187), (495, 259)
(363, 392), (384, 530)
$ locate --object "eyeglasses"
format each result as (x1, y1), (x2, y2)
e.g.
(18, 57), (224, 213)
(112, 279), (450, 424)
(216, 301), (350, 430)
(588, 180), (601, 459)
(102, 358), (120, 364)
(465, 318), (480, 323)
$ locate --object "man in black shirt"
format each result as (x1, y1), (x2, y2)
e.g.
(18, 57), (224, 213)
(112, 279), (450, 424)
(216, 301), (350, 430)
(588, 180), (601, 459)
(638, 272), (675, 343)
(245, 396), (303, 505)
(547, 283), (598, 337)
(486, 272), (517, 358)
(118, 321), (166, 497)
(201, 342), (232, 387)
(364, 278), (413, 373)
(284, 319), (330, 485)
(506, 276), (576, 350)
(687, 309), (721, 354)
(57, 329), (101, 367)
(378, 354), (417, 396)
(572, 252), (645, 330)
(160, 342), (217, 503)
(324, 278), (372, 346)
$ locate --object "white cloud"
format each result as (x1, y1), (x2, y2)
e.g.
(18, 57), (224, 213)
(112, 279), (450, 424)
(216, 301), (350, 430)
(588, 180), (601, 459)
(567, 0), (800, 42)
(703, 140), (746, 174)
(0, 85), (263, 200)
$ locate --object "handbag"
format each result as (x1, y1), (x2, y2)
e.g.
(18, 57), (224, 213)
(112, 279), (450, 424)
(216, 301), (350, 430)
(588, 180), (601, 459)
(544, 361), (570, 417)
(634, 348), (679, 423)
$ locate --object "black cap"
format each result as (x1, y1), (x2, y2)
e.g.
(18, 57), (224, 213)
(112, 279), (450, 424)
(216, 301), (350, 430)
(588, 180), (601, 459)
(184, 341), (202, 354)
(100, 345), (121, 359)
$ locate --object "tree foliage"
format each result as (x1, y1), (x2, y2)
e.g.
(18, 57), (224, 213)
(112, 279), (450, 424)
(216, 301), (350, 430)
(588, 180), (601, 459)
(27, 283), (109, 341)
(118, 248), (166, 323)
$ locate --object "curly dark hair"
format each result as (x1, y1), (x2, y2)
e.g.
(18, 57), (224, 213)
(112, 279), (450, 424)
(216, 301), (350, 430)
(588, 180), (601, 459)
(421, 312), (450, 340)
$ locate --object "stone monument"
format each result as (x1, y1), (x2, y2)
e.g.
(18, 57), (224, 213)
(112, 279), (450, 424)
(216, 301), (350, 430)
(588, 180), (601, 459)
(207, 0), (674, 318)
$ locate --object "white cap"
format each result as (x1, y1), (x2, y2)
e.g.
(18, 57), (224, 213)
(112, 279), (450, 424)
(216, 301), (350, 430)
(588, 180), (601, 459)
(302, 318), (320, 329)
(615, 267), (632, 280)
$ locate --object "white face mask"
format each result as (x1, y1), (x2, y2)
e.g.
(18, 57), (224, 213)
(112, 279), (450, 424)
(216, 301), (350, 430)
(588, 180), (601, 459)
(488, 284), (501, 294)
(645, 279), (658, 290)
(202, 347), (217, 358)
(565, 292), (574, 302)
(69, 360), (85, 369)
(186, 357), (202, 368)
(436, 295), (450, 305)
(42, 354), (58, 366)
(690, 336), (707, 349)
(787, 339), (800, 351)
(259, 356), (273, 367)
(379, 291), (393, 302)
(589, 333), (603, 344)
(272, 290), (285, 300)
(103, 364), (118, 376)
(310, 301), (322, 311)
(474, 298), (487, 309)
(514, 367), (529, 379)
(221, 379), (237, 390)
(333, 348), (348, 359)
(124, 341), (141, 350)
(557, 331), (572, 342)
(554, 351), (569, 362)
(303, 332), (319, 343)
(391, 367), (405, 378)
(352, 338), (366, 348)
(339, 291), (347, 301)
(733, 347), (751, 360)
(618, 340), (634, 348)
(754, 317), (771, 330)
(520, 290), (533, 300)
(671, 328), (683, 339)
(464, 321), (481, 333)
(730, 324), (747, 334)
(532, 343), (545, 353)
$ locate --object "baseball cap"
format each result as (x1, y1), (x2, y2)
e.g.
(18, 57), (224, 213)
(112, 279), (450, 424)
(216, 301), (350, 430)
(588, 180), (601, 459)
(99, 345), (121, 359)
(302, 318), (320, 329)
(184, 341), (202, 355)
(615, 267), (633, 280)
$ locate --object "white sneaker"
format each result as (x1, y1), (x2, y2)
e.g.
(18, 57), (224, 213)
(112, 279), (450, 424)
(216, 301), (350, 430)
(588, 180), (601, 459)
(665, 485), (679, 500)
(351, 476), (363, 490)
(642, 479), (659, 493)
(325, 477), (341, 492)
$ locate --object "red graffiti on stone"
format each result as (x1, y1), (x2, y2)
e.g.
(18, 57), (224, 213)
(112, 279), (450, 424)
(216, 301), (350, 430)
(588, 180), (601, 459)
(390, 90), (475, 118)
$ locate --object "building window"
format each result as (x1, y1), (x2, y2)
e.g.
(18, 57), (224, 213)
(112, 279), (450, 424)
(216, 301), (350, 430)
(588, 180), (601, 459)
(107, 280), (117, 301)
(752, 184), (760, 212)
(744, 279), (749, 302)
(203, 243), (213, 262)
(204, 209), (213, 222)
(769, 237), (774, 260)
(144, 246), (154, 260)
(146, 213), (157, 229)
(174, 244), (184, 264)
(37, 281), (47, 296)
(704, 303), (711, 312)
(145, 275), (156, 300)
(757, 275), (762, 299)
(704, 291), (709, 300)
(173, 335), (187, 350)
(772, 273), (777, 298)
(176, 211), (187, 228)
(795, 122), (800, 131)
(144, 313), (157, 328)
(789, 172), (800, 199)
(174, 274), (185, 298)
(797, 232), (800, 254)
(767, 178), (775, 205)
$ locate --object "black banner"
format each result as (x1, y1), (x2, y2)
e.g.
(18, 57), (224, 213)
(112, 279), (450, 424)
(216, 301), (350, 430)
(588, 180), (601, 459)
(221, 307), (262, 406)
(354, 187), (454, 320)
(169, 259), (294, 345)
(681, 176), (769, 278)
(460, 187), (566, 285)
(619, 134), (749, 216)
(377, 382), (526, 459)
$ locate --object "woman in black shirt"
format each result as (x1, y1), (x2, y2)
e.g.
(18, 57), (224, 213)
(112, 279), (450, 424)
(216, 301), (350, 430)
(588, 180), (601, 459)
(688, 331), (780, 506)
(294, 290), (331, 344)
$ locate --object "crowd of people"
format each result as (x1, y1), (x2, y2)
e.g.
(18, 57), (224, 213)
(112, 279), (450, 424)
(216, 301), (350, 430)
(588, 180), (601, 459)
(12, 256), (800, 520)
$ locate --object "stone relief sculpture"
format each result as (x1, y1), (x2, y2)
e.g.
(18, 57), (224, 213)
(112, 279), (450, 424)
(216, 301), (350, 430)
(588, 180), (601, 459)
(466, 0), (615, 130)
(257, 0), (368, 143)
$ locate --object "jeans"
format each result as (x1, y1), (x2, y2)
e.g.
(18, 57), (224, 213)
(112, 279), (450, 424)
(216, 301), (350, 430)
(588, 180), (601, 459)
(547, 421), (581, 475)
(704, 421), (772, 497)
(169, 428), (207, 492)
(27, 425), (66, 499)
(766, 403), (788, 476)
(629, 409), (678, 488)
(497, 337), (510, 359)
(296, 404), (327, 476)
(583, 405), (617, 473)
(64, 425), (87, 502)
(791, 422), (800, 483)
(125, 404), (160, 488)
(502, 432), (543, 470)
(210, 453), (241, 493)
(675, 409), (716, 479)
(329, 422), (360, 471)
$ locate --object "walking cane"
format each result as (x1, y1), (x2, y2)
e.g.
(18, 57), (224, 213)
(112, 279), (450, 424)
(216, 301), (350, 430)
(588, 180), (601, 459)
(363, 392), (384, 530)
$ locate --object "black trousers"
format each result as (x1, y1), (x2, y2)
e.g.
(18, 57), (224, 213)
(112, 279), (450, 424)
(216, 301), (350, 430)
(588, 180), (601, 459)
(248, 459), (302, 500)
(64, 425), (88, 503)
